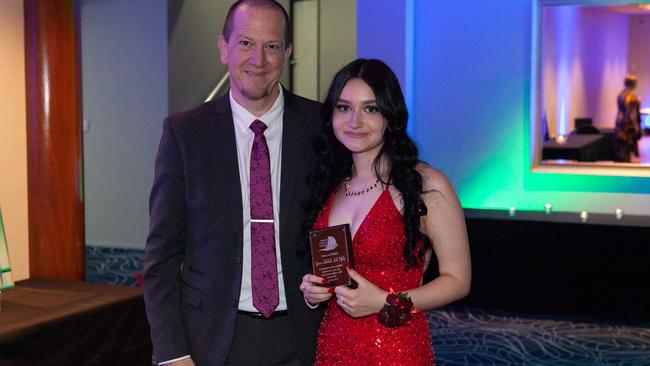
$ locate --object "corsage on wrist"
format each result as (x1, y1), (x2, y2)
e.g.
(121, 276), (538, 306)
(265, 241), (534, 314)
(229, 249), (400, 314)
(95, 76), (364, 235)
(378, 292), (414, 327)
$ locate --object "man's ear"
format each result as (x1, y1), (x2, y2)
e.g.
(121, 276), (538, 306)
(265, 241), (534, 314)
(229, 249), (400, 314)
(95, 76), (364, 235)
(283, 43), (293, 69)
(218, 35), (228, 65)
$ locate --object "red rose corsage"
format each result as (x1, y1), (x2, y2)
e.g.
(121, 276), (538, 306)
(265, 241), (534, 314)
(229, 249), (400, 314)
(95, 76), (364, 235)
(377, 292), (414, 327)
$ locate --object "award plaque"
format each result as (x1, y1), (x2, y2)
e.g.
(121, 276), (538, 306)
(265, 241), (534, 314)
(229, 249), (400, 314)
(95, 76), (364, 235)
(309, 224), (354, 287)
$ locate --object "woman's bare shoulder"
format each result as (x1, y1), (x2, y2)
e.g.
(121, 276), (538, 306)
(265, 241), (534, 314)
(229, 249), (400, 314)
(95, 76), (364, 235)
(415, 163), (454, 195)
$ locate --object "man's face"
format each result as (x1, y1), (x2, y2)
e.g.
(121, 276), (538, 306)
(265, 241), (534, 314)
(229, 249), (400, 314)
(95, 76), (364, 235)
(218, 5), (292, 105)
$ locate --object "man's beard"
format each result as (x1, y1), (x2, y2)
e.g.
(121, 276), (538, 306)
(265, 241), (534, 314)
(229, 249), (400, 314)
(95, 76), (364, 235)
(241, 84), (272, 101)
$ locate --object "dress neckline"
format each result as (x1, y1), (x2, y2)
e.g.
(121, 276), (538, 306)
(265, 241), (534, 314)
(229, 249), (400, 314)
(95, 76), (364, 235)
(325, 185), (394, 242)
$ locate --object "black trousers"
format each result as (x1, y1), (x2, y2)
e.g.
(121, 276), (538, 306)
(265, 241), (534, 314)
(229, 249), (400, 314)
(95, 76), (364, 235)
(224, 312), (302, 366)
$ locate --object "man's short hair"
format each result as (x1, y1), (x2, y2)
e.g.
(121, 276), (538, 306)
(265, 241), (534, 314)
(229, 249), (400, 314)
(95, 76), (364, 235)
(222, 0), (292, 48)
(624, 74), (638, 88)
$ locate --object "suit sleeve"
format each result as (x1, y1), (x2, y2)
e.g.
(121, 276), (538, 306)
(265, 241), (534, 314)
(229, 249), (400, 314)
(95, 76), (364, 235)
(144, 117), (191, 361)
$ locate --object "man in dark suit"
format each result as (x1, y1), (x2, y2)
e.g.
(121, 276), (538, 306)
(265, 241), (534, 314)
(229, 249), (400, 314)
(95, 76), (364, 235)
(144, 1), (323, 365)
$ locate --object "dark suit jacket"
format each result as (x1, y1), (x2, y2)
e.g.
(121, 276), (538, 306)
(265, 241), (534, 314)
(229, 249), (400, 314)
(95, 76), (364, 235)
(144, 90), (324, 366)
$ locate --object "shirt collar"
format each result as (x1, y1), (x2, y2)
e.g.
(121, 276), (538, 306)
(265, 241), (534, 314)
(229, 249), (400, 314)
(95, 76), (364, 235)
(229, 84), (284, 130)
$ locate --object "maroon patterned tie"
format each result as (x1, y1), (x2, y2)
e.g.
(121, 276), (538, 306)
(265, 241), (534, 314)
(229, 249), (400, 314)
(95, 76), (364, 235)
(249, 119), (279, 318)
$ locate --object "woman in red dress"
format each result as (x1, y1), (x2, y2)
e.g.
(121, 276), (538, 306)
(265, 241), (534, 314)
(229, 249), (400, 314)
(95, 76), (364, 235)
(299, 59), (471, 365)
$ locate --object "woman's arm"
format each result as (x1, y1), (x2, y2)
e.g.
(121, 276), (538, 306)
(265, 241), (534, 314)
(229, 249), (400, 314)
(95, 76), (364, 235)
(406, 164), (471, 310)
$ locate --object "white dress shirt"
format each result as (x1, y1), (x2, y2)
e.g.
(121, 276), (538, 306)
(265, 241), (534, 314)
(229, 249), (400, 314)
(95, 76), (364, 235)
(230, 86), (287, 312)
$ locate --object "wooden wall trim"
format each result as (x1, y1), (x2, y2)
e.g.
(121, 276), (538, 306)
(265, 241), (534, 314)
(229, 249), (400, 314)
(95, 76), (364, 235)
(24, 0), (84, 280)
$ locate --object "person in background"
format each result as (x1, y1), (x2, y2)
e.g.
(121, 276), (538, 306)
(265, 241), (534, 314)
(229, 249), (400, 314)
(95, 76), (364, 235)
(614, 74), (641, 162)
(299, 59), (471, 365)
(144, 1), (323, 365)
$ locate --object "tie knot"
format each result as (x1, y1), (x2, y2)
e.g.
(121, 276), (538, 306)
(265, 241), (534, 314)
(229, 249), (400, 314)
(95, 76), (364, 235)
(250, 119), (267, 135)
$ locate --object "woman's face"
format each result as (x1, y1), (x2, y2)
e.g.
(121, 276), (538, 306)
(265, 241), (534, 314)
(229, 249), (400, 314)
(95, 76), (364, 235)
(332, 78), (388, 157)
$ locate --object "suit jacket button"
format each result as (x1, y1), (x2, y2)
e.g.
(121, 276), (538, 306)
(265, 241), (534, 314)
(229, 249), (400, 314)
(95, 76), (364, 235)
(236, 255), (242, 264)
(232, 299), (237, 308)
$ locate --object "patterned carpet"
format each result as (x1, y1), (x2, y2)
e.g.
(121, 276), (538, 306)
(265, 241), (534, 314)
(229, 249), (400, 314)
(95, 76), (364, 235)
(86, 246), (650, 365)
(86, 246), (144, 286)
(428, 307), (650, 366)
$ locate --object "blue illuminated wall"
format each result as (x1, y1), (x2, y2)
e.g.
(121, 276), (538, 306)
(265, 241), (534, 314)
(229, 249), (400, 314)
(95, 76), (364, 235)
(357, 1), (650, 217)
(356, 0), (406, 86)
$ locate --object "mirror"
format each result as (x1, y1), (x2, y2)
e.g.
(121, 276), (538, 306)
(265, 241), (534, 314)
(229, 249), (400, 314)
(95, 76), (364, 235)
(531, 0), (650, 176)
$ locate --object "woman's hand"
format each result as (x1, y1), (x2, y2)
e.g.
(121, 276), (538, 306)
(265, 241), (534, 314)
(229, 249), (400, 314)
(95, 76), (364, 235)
(300, 274), (333, 306)
(334, 268), (388, 318)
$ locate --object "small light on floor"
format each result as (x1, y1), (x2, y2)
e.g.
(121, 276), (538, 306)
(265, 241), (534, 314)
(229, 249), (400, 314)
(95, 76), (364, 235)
(580, 211), (588, 223)
(508, 207), (516, 217)
(615, 209), (624, 220)
(544, 203), (552, 215)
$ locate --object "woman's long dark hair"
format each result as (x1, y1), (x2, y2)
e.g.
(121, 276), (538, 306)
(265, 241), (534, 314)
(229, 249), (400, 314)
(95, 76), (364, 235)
(304, 58), (429, 268)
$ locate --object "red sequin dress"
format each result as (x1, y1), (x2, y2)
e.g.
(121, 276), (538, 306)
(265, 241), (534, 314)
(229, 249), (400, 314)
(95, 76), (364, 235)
(313, 188), (435, 366)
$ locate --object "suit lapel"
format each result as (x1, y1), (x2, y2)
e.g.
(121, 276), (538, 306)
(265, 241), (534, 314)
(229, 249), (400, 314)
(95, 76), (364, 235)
(213, 94), (244, 251)
(214, 90), (305, 256)
(279, 91), (304, 247)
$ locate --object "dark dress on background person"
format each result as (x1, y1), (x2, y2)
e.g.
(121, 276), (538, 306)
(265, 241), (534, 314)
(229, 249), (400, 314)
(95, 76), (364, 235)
(313, 187), (435, 365)
(614, 89), (641, 162)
